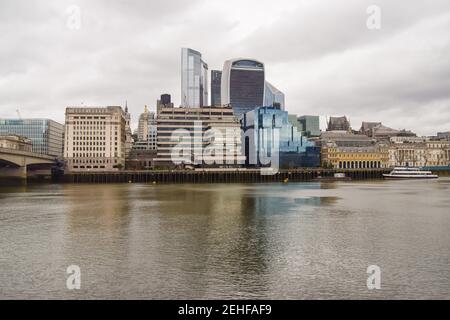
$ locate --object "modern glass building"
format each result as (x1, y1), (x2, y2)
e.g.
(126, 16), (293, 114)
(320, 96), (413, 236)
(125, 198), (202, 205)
(221, 58), (265, 118)
(0, 119), (64, 157)
(241, 107), (320, 168)
(298, 115), (321, 137)
(264, 81), (285, 110)
(211, 70), (222, 106)
(181, 48), (208, 108)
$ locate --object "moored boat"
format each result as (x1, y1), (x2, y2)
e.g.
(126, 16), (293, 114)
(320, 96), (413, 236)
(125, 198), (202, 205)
(383, 167), (438, 179)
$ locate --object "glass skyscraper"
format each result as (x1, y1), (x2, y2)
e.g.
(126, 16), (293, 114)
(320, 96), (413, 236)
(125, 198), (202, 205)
(264, 81), (285, 110)
(210, 70), (222, 106)
(221, 59), (265, 118)
(241, 107), (320, 168)
(181, 48), (208, 108)
(0, 119), (64, 157)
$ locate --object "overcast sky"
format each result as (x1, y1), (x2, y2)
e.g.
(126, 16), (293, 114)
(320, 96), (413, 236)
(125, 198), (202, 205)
(1, 0), (449, 135)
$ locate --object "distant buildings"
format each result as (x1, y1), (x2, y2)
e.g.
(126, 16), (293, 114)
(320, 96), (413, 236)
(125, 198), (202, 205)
(128, 105), (158, 170)
(264, 81), (285, 109)
(359, 121), (416, 140)
(157, 94), (174, 114)
(210, 70), (222, 106)
(297, 115), (321, 137)
(327, 116), (350, 131)
(241, 107), (320, 168)
(221, 58), (265, 118)
(0, 119), (64, 157)
(436, 132), (450, 140)
(64, 106), (127, 171)
(155, 106), (244, 167)
(181, 48), (208, 108)
(137, 105), (157, 146)
(124, 103), (133, 158)
(320, 131), (374, 147)
(0, 134), (32, 152)
(359, 122), (381, 136)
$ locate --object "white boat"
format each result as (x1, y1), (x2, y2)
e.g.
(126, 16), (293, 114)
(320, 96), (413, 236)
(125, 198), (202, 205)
(383, 167), (438, 179)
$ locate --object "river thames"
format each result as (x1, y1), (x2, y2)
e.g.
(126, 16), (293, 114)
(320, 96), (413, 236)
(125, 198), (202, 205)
(0, 179), (449, 299)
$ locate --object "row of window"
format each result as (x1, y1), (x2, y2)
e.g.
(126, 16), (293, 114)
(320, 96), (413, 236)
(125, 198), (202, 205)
(71, 158), (118, 164)
(72, 152), (118, 157)
(338, 161), (382, 169)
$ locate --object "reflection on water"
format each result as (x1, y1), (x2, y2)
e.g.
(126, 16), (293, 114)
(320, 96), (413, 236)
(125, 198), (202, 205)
(0, 179), (449, 299)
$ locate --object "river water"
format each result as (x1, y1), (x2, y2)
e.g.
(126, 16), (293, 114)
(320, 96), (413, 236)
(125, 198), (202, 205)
(0, 179), (449, 299)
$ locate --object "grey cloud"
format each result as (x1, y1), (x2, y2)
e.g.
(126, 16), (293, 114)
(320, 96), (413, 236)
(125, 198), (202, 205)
(0, 0), (449, 135)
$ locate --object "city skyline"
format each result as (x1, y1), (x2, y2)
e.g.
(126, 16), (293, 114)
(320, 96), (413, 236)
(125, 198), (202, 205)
(1, 0), (450, 136)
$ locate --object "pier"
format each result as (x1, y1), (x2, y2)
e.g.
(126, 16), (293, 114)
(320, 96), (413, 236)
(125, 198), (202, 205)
(60, 168), (392, 184)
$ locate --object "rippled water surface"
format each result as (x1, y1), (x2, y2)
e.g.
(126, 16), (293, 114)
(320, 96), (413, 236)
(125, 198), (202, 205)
(0, 179), (449, 299)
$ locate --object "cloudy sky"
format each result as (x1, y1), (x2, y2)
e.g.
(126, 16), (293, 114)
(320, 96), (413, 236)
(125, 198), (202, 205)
(1, 0), (449, 135)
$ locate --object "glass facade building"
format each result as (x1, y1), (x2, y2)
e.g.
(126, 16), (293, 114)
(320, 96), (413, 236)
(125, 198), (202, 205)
(298, 115), (321, 137)
(241, 107), (320, 168)
(181, 48), (208, 108)
(211, 70), (222, 106)
(264, 81), (285, 110)
(0, 119), (64, 157)
(221, 59), (265, 118)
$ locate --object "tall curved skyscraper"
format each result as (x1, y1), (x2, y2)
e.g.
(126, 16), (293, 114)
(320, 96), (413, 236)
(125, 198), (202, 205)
(221, 58), (265, 118)
(181, 48), (208, 108)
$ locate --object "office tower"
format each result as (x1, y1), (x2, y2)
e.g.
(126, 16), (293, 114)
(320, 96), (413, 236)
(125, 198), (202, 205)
(0, 119), (64, 157)
(221, 58), (265, 118)
(160, 94), (172, 106)
(155, 106), (244, 167)
(211, 70), (222, 106)
(241, 107), (320, 168)
(157, 94), (174, 114)
(181, 48), (208, 108)
(64, 106), (127, 171)
(264, 81), (285, 110)
(298, 115), (321, 137)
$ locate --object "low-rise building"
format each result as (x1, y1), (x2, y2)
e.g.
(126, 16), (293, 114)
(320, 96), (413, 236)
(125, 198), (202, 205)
(388, 140), (450, 167)
(0, 134), (32, 152)
(321, 142), (389, 169)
